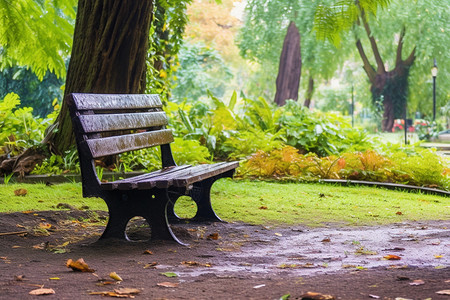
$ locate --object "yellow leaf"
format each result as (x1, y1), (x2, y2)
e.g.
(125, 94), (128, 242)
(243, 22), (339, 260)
(383, 254), (401, 260)
(49, 277), (60, 280)
(109, 272), (123, 281)
(66, 258), (95, 272)
(434, 254), (444, 259)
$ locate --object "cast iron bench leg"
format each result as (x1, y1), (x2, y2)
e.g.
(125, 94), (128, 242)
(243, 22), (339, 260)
(148, 189), (187, 245)
(101, 193), (133, 240)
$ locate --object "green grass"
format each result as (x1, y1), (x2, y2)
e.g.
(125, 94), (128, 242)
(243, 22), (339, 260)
(1, 180), (448, 227)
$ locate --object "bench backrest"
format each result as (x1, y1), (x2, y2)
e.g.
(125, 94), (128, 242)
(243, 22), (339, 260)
(67, 93), (176, 196)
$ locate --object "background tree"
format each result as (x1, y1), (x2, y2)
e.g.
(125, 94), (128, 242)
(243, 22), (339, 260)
(315, 0), (449, 131)
(238, 0), (348, 106)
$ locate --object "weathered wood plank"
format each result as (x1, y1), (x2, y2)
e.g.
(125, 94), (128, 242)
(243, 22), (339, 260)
(79, 111), (168, 133)
(171, 162), (239, 186)
(86, 129), (173, 158)
(72, 93), (162, 110)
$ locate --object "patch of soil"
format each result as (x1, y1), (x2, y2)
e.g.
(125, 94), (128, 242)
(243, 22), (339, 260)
(0, 210), (449, 300)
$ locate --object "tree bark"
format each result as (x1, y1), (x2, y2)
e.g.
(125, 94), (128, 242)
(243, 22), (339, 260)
(50, 0), (154, 154)
(355, 13), (416, 132)
(303, 76), (314, 108)
(274, 21), (301, 106)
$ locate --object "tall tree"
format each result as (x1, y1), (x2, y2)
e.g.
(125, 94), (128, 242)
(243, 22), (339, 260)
(238, 0), (347, 105)
(50, 1), (154, 154)
(315, 0), (449, 131)
(274, 21), (301, 106)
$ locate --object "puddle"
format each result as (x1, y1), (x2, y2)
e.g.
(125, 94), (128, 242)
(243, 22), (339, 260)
(177, 221), (450, 277)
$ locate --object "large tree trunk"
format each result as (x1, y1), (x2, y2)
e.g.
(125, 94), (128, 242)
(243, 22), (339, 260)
(371, 65), (410, 132)
(50, 1), (154, 154)
(274, 21), (301, 106)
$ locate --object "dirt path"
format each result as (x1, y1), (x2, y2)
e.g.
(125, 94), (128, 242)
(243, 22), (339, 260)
(0, 210), (449, 299)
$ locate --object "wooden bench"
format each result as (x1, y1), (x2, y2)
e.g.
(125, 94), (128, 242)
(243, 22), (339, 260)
(67, 93), (239, 245)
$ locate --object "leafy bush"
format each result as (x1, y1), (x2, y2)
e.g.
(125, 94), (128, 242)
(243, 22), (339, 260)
(0, 93), (58, 156)
(239, 146), (450, 190)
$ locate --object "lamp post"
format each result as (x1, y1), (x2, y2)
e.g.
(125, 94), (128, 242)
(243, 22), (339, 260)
(431, 59), (438, 121)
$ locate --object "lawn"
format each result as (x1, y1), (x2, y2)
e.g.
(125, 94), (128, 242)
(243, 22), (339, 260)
(0, 180), (448, 227)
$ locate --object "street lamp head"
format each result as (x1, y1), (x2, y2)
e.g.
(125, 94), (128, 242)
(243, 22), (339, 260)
(431, 59), (438, 77)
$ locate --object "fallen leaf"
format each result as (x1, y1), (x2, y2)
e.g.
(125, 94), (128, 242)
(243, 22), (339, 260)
(434, 254), (444, 259)
(436, 290), (450, 295)
(207, 233), (220, 240)
(253, 284), (265, 289)
(49, 277), (60, 280)
(29, 288), (55, 295)
(89, 291), (134, 298)
(394, 298), (413, 300)
(181, 261), (211, 267)
(160, 272), (178, 278)
(96, 281), (117, 286)
(22, 210), (33, 214)
(12, 246), (21, 248)
(143, 250), (153, 255)
(66, 258), (95, 272)
(383, 247), (405, 251)
(259, 206), (268, 210)
(109, 272), (123, 281)
(300, 291), (335, 300)
(369, 295), (380, 299)
(396, 211), (402, 215)
(39, 223), (52, 229)
(114, 288), (141, 295)
(275, 232), (283, 237)
(157, 282), (179, 288)
(383, 254), (401, 260)
(144, 262), (158, 269)
(321, 238), (331, 243)
(280, 294), (290, 300)
(14, 189), (27, 196)
(409, 279), (425, 286)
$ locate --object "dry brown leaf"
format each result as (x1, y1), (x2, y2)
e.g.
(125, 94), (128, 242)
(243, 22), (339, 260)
(300, 291), (335, 300)
(89, 291), (134, 298)
(409, 279), (425, 286)
(157, 282), (179, 288)
(207, 233), (220, 240)
(66, 258), (95, 272)
(115, 288), (141, 295)
(383, 254), (401, 260)
(14, 275), (25, 281)
(321, 238), (331, 243)
(29, 288), (55, 295)
(396, 211), (403, 215)
(109, 272), (123, 281)
(436, 290), (450, 295)
(181, 261), (212, 267)
(259, 206), (268, 210)
(14, 189), (28, 196)
(143, 262), (158, 269)
(143, 250), (153, 255)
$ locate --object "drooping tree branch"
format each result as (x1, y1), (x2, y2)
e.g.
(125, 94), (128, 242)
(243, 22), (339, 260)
(360, 10), (385, 73)
(355, 38), (376, 83)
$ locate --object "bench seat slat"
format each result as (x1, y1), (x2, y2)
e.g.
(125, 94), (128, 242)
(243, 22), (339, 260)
(79, 111), (168, 133)
(72, 93), (162, 110)
(100, 162), (239, 190)
(86, 129), (173, 158)
(101, 165), (192, 190)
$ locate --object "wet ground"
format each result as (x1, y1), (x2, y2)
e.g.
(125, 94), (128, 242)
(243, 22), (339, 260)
(0, 210), (449, 299)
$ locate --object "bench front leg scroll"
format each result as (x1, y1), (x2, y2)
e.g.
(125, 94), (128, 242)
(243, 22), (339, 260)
(190, 170), (235, 222)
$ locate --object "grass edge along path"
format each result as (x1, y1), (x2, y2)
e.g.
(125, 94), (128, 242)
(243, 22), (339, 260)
(0, 180), (448, 227)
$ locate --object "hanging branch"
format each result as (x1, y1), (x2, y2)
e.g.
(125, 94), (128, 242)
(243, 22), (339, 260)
(360, 9), (385, 73)
(355, 37), (376, 83)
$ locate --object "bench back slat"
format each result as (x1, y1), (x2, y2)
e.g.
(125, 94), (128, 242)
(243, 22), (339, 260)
(79, 111), (168, 133)
(71, 93), (162, 111)
(86, 129), (174, 158)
